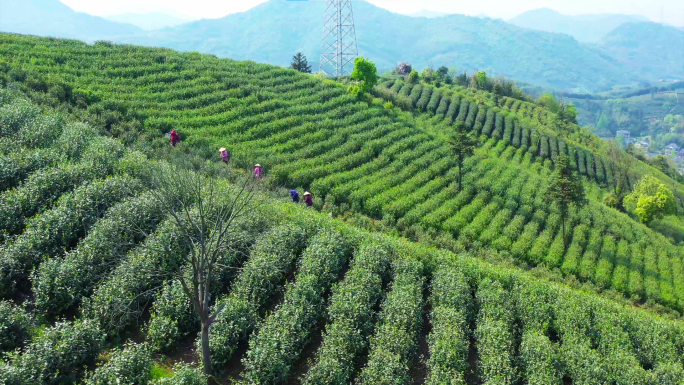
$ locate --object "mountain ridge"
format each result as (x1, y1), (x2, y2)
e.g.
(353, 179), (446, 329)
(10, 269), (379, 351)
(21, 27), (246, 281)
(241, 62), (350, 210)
(509, 7), (650, 42)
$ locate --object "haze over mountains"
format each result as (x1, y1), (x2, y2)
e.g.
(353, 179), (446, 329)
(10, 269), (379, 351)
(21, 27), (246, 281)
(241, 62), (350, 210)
(103, 13), (193, 31)
(0, 0), (143, 41)
(0, 0), (682, 92)
(509, 8), (649, 43)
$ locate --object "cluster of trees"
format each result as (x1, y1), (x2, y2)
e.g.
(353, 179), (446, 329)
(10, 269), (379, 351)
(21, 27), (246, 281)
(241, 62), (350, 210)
(391, 62), (528, 101)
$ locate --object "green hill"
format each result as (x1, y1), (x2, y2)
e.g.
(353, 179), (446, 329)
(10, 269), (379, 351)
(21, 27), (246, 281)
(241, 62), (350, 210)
(2, 33), (684, 313)
(597, 22), (684, 81)
(0, 33), (684, 383)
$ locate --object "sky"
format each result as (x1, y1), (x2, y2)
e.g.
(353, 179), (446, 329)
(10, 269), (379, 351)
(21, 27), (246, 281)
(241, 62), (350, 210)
(60, 0), (684, 27)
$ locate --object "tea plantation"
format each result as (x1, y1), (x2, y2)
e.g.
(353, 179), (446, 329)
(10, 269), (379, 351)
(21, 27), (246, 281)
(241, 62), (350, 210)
(0, 34), (684, 384)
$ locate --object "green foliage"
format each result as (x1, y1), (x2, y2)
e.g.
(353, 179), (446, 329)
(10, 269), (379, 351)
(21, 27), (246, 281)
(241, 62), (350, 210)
(0, 300), (32, 353)
(357, 258), (424, 385)
(350, 57), (378, 94)
(84, 342), (153, 385)
(407, 69), (419, 84)
(208, 225), (309, 367)
(239, 230), (353, 384)
(0, 319), (104, 385)
(546, 154), (586, 240)
(426, 264), (471, 384)
(303, 242), (392, 384)
(624, 174), (676, 223)
(290, 52), (312, 74)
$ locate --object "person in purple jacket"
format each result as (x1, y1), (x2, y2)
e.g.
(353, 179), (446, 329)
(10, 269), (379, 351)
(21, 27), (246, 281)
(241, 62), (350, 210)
(303, 191), (313, 207)
(219, 147), (230, 165)
(253, 164), (263, 179)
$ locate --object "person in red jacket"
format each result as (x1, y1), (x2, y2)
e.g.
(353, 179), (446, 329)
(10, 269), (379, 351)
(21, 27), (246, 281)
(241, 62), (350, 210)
(303, 191), (313, 207)
(169, 130), (181, 147)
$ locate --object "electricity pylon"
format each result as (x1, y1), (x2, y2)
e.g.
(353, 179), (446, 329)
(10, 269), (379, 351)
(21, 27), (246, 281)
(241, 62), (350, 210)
(319, 0), (358, 77)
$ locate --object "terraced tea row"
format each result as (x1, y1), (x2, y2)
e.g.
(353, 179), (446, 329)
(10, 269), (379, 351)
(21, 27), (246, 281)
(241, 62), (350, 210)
(2, 36), (684, 313)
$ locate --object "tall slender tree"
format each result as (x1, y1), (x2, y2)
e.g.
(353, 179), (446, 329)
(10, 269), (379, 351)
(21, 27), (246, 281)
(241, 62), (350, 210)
(447, 121), (477, 192)
(291, 52), (312, 73)
(546, 154), (586, 243)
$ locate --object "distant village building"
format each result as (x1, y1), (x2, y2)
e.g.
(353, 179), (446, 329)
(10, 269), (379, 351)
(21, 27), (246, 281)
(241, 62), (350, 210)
(634, 140), (650, 149)
(616, 130), (631, 142)
(665, 143), (680, 151)
(646, 152), (662, 159)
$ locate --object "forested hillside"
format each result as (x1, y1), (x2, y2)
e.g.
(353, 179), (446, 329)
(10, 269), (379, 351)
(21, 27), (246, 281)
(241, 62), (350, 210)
(1, 33), (684, 383)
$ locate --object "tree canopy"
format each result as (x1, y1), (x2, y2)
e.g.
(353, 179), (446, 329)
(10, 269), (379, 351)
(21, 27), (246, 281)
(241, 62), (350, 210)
(624, 174), (676, 223)
(290, 52), (312, 73)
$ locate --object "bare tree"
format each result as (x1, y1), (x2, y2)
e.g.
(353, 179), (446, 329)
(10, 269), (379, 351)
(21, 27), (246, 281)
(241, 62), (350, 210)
(144, 164), (263, 376)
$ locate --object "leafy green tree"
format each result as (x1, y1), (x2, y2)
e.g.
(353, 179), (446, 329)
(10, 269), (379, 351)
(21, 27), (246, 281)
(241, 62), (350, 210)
(538, 93), (559, 113)
(447, 121), (477, 192)
(290, 52), (312, 73)
(437, 66), (449, 79)
(476, 71), (487, 90)
(421, 67), (434, 83)
(350, 57), (378, 94)
(624, 175), (676, 223)
(407, 69), (419, 84)
(546, 154), (586, 243)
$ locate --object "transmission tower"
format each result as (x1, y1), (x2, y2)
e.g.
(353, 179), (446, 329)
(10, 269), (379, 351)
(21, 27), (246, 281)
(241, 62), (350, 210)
(319, 0), (358, 77)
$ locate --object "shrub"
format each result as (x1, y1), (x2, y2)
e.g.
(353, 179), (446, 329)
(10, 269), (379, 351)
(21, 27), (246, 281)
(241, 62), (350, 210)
(455, 99), (469, 123)
(475, 279), (517, 384)
(0, 136), (123, 241)
(32, 192), (167, 315)
(239, 230), (353, 384)
(464, 102), (478, 129)
(443, 95), (460, 124)
(303, 242), (392, 384)
(0, 300), (32, 353)
(0, 176), (142, 297)
(425, 264), (471, 385)
(83, 342), (153, 385)
(357, 258), (424, 385)
(1, 319), (104, 385)
(481, 109), (495, 136)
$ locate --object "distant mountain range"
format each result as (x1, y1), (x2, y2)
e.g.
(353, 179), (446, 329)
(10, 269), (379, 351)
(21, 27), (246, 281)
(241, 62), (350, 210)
(509, 8), (649, 43)
(0, 0), (143, 41)
(408, 10), (449, 18)
(0, 0), (682, 92)
(103, 13), (193, 31)
(598, 22), (684, 81)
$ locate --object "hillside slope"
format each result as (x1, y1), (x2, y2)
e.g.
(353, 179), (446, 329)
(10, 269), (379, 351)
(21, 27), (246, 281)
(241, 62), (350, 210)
(0, 86), (683, 384)
(2, 34), (684, 316)
(0, 0), (144, 41)
(509, 8), (649, 43)
(598, 22), (684, 81)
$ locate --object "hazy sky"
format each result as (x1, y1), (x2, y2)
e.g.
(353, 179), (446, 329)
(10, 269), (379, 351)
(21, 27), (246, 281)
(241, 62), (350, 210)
(61, 0), (684, 26)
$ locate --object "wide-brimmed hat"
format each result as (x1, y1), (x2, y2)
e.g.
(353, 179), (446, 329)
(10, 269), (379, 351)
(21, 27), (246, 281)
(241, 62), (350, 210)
(304, 191), (311, 196)
(255, 164), (261, 167)
(219, 147), (226, 152)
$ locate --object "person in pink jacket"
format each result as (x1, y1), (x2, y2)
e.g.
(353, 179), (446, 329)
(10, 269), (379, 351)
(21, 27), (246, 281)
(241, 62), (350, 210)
(253, 164), (263, 179)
